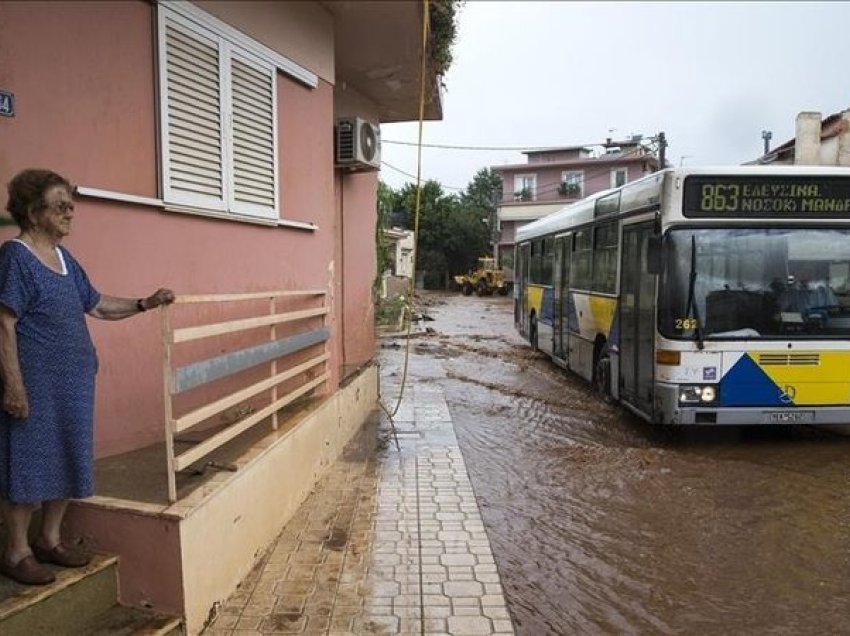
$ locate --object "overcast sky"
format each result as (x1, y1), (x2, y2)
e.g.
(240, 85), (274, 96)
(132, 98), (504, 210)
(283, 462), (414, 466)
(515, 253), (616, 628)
(379, 1), (850, 192)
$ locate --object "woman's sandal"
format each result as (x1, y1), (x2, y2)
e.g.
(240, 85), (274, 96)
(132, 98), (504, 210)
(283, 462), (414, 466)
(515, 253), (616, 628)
(0, 555), (56, 585)
(32, 543), (91, 568)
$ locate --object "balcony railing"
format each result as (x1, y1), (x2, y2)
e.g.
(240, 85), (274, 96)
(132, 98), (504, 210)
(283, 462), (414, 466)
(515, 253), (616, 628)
(160, 290), (328, 502)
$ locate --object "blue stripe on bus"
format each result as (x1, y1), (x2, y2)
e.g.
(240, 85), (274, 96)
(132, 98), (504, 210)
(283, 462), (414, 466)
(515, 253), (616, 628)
(719, 354), (785, 407)
(608, 302), (621, 353)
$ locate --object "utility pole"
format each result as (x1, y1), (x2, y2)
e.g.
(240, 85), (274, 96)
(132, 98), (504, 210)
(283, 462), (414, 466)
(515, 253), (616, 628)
(490, 190), (501, 266)
(657, 131), (667, 170)
(761, 130), (772, 155)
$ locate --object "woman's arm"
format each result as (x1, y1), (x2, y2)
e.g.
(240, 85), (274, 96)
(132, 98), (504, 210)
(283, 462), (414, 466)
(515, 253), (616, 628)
(88, 288), (175, 321)
(0, 305), (28, 419)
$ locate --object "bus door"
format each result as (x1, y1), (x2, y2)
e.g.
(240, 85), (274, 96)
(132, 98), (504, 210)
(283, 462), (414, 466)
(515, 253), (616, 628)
(517, 243), (530, 336)
(553, 234), (571, 360)
(619, 221), (656, 415)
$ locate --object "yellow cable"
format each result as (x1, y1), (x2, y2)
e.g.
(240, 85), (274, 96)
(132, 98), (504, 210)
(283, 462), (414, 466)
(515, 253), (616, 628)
(379, 0), (430, 423)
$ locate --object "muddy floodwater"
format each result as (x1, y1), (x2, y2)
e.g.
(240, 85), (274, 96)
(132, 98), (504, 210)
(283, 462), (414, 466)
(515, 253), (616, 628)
(387, 292), (850, 635)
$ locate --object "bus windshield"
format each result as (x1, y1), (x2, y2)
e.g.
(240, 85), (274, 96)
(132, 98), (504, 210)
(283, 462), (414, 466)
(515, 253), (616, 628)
(660, 228), (850, 339)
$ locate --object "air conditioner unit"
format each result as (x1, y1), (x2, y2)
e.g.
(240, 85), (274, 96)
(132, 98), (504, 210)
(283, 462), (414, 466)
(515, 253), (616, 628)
(336, 117), (381, 170)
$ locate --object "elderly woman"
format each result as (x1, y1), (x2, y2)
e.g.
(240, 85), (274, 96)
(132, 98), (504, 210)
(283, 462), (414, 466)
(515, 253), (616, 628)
(0, 169), (174, 586)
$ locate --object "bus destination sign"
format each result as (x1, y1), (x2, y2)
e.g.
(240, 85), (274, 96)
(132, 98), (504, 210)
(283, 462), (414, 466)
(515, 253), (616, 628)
(683, 175), (850, 218)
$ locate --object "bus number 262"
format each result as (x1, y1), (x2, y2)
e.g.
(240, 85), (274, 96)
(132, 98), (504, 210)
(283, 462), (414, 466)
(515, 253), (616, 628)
(676, 318), (699, 330)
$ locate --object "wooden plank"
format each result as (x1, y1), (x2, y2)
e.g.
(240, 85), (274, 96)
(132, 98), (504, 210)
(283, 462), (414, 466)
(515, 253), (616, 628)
(172, 306), (328, 343)
(161, 306), (178, 503)
(270, 297), (278, 431)
(174, 373), (328, 471)
(173, 353), (328, 433)
(173, 328), (329, 394)
(175, 290), (325, 304)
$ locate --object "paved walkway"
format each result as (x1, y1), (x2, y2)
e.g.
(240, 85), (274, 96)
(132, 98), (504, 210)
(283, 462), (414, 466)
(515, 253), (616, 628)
(204, 349), (515, 635)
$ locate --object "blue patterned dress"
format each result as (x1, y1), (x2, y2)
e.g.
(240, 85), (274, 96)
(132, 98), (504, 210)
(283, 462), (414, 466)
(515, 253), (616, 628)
(0, 240), (101, 503)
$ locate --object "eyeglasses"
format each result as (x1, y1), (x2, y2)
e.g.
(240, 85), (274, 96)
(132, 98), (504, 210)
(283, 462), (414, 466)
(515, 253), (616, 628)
(44, 201), (75, 214)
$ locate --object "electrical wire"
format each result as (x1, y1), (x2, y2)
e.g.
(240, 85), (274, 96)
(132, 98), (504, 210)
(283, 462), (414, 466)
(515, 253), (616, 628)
(381, 160), (467, 191)
(382, 136), (660, 152)
(382, 141), (659, 201)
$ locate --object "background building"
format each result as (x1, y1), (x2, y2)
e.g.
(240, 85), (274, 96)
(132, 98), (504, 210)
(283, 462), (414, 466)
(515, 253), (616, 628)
(492, 138), (660, 275)
(749, 109), (850, 166)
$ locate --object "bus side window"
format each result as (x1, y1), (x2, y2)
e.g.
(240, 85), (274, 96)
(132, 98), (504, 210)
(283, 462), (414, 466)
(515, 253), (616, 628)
(571, 229), (592, 290)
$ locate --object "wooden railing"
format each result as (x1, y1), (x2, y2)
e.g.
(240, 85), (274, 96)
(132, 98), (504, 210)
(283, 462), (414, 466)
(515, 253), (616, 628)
(161, 290), (329, 502)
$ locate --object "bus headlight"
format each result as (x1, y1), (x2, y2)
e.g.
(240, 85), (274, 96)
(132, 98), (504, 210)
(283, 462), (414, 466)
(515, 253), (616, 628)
(679, 385), (718, 404)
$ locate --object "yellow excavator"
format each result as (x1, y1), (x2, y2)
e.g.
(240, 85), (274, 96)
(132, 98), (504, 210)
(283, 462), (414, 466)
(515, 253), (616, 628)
(454, 257), (511, 296)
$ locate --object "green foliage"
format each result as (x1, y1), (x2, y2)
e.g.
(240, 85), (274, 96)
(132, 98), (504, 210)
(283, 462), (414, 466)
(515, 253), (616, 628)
(375, 181), (397, 287)
(461, 167), (502, 243)
(377, 171), (498, 289)
(401, 180), (490, 282)
(429, 1), (461, 78)
(460, 167), (502, 210)
(558, 181), (581, 197)
(375, 295), (408, 327)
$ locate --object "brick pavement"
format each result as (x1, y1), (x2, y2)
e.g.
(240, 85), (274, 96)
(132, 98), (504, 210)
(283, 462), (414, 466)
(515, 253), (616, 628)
(204, 350), (514, 635)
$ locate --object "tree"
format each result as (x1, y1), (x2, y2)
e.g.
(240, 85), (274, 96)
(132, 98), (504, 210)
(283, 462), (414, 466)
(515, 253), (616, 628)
(387, 180), (474, 287)
(395, 180), (454, 287)
(376, 170), (500, 289)
(460, 167), (502, 247)
(461, 167), (502, 210)
(375, 181), (399, 290)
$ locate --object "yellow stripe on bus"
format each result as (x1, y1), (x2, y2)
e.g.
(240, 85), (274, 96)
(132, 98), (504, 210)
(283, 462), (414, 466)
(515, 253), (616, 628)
(588, 296), (617, 335)
(527, 285), (545, 314)
(756, 351), (850, 406)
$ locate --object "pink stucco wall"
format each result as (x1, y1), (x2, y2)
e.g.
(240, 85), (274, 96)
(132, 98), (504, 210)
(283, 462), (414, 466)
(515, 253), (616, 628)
(65, 505), (184, 616)
(339, 171), (378, 377)
(0, 1), (158, 194)
(0, 1), (362, 457)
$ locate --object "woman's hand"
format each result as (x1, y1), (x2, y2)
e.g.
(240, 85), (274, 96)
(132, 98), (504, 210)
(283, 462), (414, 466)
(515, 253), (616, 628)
(91, 290), (176, 320)
(142, 288), (176, 310)
(3, 381), (29, 419)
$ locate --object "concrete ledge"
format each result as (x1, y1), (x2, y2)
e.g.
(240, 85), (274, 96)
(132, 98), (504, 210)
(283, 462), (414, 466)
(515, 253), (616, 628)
(66, 363), (378, 635)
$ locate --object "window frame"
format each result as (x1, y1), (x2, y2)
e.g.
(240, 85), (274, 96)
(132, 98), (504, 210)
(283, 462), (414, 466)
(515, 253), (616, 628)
(592, 221), (619, 293)
(561, 170), (584, 197)
(570, 228), (593, 291)
(611, 167), (628, 189)
(513, 173), (537, 201)
(156, 4), (316, 223)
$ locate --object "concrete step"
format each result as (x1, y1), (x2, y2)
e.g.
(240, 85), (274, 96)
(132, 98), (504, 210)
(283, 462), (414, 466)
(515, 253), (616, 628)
(0, 553), (119, 635)
(0, 552), (181, 635)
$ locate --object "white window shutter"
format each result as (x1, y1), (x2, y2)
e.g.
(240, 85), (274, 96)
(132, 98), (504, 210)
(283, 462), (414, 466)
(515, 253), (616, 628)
(229, 52), (278, 218)
(162, 19), (226, 210)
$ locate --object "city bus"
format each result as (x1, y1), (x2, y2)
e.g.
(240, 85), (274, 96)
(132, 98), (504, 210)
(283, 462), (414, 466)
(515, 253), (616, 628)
(514, 166), (850, 425)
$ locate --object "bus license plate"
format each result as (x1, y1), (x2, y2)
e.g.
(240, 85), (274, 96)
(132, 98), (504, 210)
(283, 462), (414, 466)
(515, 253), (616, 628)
(763, 411), (815, 424)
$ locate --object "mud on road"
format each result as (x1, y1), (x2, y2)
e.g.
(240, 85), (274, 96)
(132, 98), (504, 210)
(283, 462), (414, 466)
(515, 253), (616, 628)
(382, 292), (850, 635)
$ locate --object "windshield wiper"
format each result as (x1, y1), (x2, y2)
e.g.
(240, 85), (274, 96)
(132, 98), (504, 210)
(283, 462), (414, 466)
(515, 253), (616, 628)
(684, 234), (705, 350)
